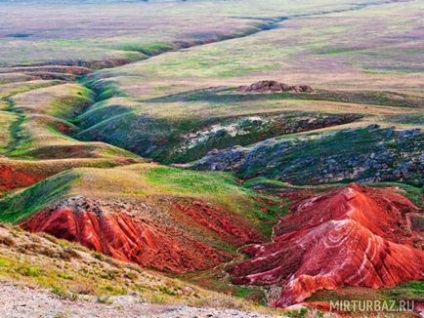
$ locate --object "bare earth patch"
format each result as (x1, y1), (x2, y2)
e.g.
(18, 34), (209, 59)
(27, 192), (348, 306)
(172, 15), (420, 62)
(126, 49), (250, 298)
(0, 282), (277, 318)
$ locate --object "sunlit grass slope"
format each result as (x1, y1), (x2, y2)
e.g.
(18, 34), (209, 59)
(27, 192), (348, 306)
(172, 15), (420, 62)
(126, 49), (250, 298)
(0, 163), (271, 230)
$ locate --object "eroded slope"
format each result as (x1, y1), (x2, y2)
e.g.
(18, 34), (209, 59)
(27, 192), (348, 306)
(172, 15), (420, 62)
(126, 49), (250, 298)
(0, 164), (272, 273)
(228, 184), (424, 306)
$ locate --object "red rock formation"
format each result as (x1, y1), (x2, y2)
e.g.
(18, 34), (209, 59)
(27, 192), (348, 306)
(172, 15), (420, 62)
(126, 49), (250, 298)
(172, 200), (264, 246)
(227, 184), (424, 306)
(0, 164), (40, 191)
(0, 159), (139, 193)
(22, 206), (232, 273)
(22, 197), (264, 273)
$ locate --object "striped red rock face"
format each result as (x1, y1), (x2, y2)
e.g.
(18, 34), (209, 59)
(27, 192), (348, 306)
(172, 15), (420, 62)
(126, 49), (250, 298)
(227, 184), (424, 306)
(22, 206), (233, 273)
(21, 197), (264, 274)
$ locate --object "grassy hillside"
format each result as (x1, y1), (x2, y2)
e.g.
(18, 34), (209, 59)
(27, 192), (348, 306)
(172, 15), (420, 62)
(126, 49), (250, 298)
(74, 84), (423, 163)
(0, 163), (278, 231)
(0, 223), (275, 312)
(66, 0), (423, 165)
(0, 79), (139, 160)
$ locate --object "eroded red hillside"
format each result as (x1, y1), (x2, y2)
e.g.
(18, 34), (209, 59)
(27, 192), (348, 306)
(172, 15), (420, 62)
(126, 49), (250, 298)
(227, 184), (424, 306)
(171, 200), (264, 247)
(22, 196), (264, 273)
(0, 164), (41, 191)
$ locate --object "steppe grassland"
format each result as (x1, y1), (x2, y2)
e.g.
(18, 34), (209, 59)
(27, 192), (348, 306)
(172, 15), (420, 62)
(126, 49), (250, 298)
(0, 163), (261, 225)
(0, 0), (382, 66)
(89, 0), (424, 102)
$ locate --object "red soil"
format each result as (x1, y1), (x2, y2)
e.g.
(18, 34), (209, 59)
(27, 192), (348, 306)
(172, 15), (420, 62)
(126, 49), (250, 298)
(227, 184), (424, 306)
(22, 198), (264, 273)
(0, 158), (141, 193)
(172, 200), (265, 246)
(0, 164), (41, 191)
(23, 207), (232, 273)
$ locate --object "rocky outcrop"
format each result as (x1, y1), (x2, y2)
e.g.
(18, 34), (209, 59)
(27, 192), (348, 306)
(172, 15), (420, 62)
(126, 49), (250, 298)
(238, 81), (313, 93)
(22, 196), (264, 274)
(174, 113), (360, 163)
(227, 184), (424, 306)
(191, 125), (424, 187)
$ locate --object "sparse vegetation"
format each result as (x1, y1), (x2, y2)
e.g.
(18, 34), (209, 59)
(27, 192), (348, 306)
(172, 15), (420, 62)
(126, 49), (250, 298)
(0, 225), (275, 312)
(96, 295), (112, 304)
(285, 308), (308, 318)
